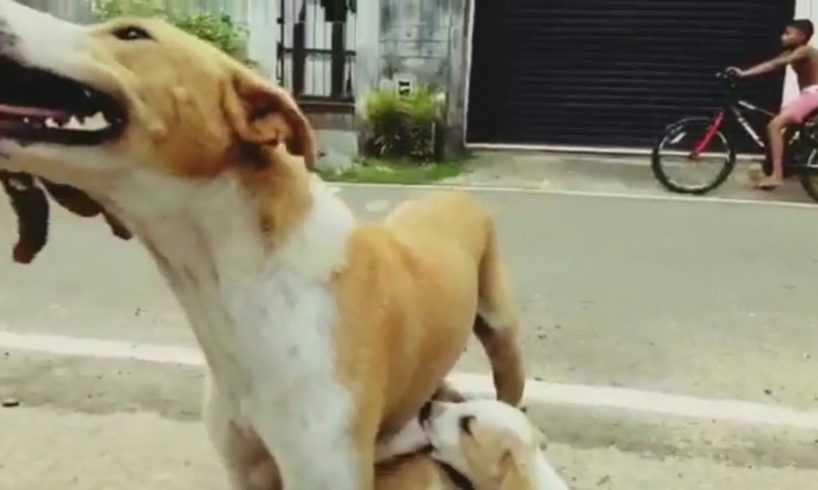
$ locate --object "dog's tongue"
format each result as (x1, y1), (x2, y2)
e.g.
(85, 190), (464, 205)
(0, 103), (69, 121)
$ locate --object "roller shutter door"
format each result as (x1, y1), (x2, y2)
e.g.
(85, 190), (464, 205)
(467, 0), (796, 149)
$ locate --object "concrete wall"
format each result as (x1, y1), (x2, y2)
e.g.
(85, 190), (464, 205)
(354, 0), (471, 154)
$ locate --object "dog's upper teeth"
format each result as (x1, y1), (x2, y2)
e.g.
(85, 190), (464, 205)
(64, 116), (83, 130)
(83, 89), (93, 99)
(84, 112), (108, 130)
(62, 112), (109, 132)
(45, 117), (60, 129)
(22, 117), (30, 124)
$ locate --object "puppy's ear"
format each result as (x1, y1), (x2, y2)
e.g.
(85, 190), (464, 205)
(498, 446), (531, 490)
(223, 71), (316, 169)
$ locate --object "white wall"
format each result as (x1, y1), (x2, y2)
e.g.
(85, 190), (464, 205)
(247, 0), (277, 80)
(783, 0), (818, 102)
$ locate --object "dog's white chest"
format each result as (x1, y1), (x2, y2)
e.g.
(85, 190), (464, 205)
(114, 172), (362, 487)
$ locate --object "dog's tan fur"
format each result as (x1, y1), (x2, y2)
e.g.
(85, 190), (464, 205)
(0, 4), (525, 489)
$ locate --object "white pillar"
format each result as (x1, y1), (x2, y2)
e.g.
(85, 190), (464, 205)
(353, 0), (381, 115)
(783, 0), (818, 102)
(247, 0), (278, 81)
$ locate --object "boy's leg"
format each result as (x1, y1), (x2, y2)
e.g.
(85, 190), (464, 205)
(760, 89), (818, 190)
(759, 113), (794, 189)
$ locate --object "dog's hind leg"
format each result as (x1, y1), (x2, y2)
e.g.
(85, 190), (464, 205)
(474, 226), (526, 406)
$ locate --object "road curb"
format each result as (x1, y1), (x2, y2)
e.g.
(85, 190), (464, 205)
(3, 330), (818, 467)
(448, 373), (818, 469)
(447, 373), (818, 430)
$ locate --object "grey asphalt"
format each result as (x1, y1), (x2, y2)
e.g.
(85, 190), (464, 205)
(1, 173), (818, 488)
(1, 182), (817, 407)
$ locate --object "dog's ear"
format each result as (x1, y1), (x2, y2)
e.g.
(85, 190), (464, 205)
(0, 171), (49, 264)
(223, 71), (316, 169)
(498, 446), (531, 490)
(41, 180), (132, 241)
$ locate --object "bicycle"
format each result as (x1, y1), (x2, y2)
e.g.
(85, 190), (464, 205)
(651, 69), (818, 201)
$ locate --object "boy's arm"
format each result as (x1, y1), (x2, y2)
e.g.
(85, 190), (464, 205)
(735, 47), (810, 78)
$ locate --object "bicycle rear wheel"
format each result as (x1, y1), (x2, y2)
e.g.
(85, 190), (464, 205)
(798, 149), (818, 203)
(795, 111), (818, 203)
(651, 117), (736, 194)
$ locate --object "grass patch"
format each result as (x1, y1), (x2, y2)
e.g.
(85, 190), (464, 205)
(320, 159), (466, 184)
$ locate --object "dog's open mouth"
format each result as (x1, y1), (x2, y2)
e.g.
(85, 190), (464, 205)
(0, 57), (126, 146)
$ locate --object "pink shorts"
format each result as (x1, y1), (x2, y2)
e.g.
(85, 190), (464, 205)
(781, 85), (818, 123)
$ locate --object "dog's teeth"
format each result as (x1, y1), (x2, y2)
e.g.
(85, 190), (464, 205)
(83, 112), (108, 130)
(45, 117), (60, 129)
(83, 89), (93, 99)
(64, 116), (83, 130)
(62, 112), (109, 132)
(22, 117), (30, 124)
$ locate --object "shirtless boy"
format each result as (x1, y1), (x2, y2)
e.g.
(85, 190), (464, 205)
(729, 19), (818, 190)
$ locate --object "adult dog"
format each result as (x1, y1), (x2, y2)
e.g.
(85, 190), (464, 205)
(0, 2), (525, 489)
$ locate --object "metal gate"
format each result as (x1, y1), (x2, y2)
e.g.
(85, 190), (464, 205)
(277, 0), (357, 105)
(467, 0), (796, 149)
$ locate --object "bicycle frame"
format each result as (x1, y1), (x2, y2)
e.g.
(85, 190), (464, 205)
(690, 98), (774, 159)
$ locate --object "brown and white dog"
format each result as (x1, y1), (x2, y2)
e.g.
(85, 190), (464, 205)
(0, 2), (525, 489)
(375, 399), (570, 490)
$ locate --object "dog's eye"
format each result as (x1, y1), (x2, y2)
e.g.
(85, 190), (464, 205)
(112, 26), (153, 41)
(458, 415), (475, 435)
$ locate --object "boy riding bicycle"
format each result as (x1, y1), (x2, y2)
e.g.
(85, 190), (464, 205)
(728, 19), (818, 190)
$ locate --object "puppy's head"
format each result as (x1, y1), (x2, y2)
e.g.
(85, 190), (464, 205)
(0, 1), (314, 196)
(422, 400), (565, 490)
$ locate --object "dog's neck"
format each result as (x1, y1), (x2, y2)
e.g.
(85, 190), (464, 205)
(102, 165), (356, 376)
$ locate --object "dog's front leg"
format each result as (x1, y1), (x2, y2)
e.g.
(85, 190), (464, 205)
(247, 389), (375, 490)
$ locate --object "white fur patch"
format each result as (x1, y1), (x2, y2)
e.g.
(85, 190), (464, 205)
(375, 416), (429, 463)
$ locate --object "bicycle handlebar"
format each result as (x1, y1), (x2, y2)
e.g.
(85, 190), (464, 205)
(715, 69), (739, 81)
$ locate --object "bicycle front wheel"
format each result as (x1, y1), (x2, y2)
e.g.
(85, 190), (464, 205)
(651, 117), (736, 194)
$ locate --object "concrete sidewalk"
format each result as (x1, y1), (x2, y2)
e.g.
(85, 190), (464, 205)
(444, 151), (816, 205)
(2, 405), (816, 490)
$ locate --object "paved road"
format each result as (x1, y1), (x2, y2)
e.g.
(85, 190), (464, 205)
(1, 184), (817, 407)
(1, 182), (818, 488)
(2, 402), (817, 490)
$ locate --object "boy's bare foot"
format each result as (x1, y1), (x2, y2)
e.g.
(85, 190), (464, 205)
(756, 176), (782, 191)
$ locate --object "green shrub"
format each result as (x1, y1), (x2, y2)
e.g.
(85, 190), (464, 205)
(364, 86), (443, 162)
(91, 0), (252, 65)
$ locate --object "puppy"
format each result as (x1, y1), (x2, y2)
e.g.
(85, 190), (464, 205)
(376, 399), (570, 490)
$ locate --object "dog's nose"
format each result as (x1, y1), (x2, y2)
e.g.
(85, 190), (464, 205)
(418, 401), (433, 424)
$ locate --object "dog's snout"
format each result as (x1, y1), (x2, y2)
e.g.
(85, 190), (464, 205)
(419, 401), (433, 424)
